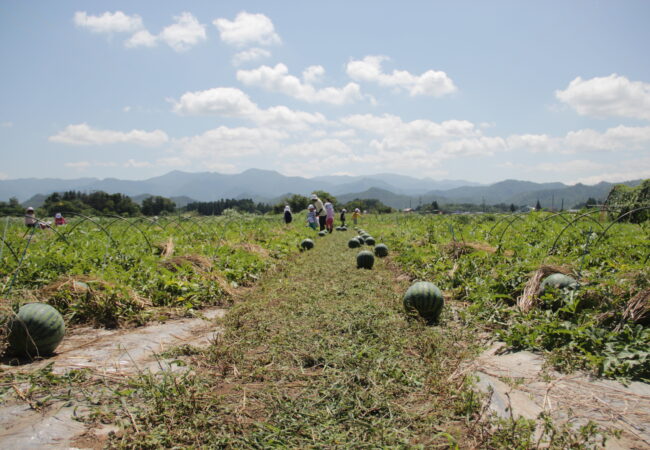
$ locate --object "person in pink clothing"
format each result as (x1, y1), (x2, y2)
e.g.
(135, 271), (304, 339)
(324, 198), (335, 233)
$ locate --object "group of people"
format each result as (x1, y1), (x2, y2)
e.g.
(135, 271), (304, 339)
(282, 194), (361, 233)
(24, 207), (66, 229)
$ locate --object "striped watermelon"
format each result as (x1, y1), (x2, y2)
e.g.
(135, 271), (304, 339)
(7, 303), (65, 357)
(357, 250), (375, 269)
(348, 238), (361, 248)
(374, 244), (389, 257)
(300, 239), (314, 250)
(364, 236), (376, 246)
(318, 230), (327, 236)
(403, 282), (444, 323)
(541, 273), (578, 292)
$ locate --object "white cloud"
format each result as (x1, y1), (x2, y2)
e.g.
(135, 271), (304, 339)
(157, 12), (206, 52)
(302, 65), (325, 84)
(506, 126), (650, 154)
(237, 63), (364, 105)
(438, 137), (507, 157)
(346, 55), (457, 97)
(232, 47), (271, 66)
(213, 12), (281, 47)
(74, 11), (143, 34)
(49, 123), (169, 147)
(176, 126), (287, 159)
(65, 161), (91, 170)
(172, 87), (326, 130)
(1, 121), (13, 128)
(279, 139), (353, 157)
(555, 74), (650, 121)
(0, 172), (9, 180)
(124, 159), (152, 168)
(125, 29), (157, 48)
(342, 114), (480, 153)
(570, 157), (650, 184)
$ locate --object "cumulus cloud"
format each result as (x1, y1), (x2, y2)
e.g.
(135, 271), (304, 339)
(1, 121), (14, 128)
(74, 11), (143, 34)
(506, 126), (650, 154)
(214, 12), (281, 47)
(49, 123), (169, 147)
(157, 12), (207, 52)
(232, 47), (271, 66)
(533, 159), (606, 173)
(124, 159), (152, 168)
(77, 11), (206, 51)
(125, 29), (157, 48)
(172, 87), (326, 130)
(237, 64), (364, 105)
(177, 126), (287, 158)
(555, 74), (650, 121)
(570, 157), (650, 184)
(346, 55), (457, 97)
(279, 139), (353, 157)
(342, 114), (480, 153)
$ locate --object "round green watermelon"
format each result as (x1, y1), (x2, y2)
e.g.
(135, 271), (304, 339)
(541, 273), (578, 292)
(300, 239), (314, 250)
(374, 244), (389, 257)
(7, 303), (65, 357)
(318, 230), (327, 236)
(364, 236), (376, 246)
(357, 250), (375, 269)
(348, 238), (361, 248)
(403, 282), (444, 323)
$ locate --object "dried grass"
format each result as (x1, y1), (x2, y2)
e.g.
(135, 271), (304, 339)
(155, 237), (175, 258)
(622, 288), (650, 325)
(442, 242), (475, 259)
(517, 265), (574, 313)
(161, 254), (213, 272)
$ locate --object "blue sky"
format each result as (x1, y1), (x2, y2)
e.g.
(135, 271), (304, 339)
(1, 0), (649, 184)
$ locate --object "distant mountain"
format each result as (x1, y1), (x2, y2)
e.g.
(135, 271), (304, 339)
(1, 170), (644, 211)
(0, 170), (475, 203)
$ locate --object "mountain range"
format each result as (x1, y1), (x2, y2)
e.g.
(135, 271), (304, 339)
(0, 169), (643, 210)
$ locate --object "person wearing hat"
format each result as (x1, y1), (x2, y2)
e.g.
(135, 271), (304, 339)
(283, 205), (292, 225)
(24, 207), (37, 228)
(306, 204), (317, 230)
(352, 208), (361, 225)
(54, 212), (67, 226)
(340, 208), (347, 227)
(311, 194), (326, 231)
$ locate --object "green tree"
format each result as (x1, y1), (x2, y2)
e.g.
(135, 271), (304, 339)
(535, 199), (542, 211)
(510, 203), (516, 212)
(274, 194), (310, 213)
(142, 196), (176, 216)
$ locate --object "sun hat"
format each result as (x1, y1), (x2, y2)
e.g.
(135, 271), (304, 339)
(55, 213), (62, 218)
(26, 207), (34, 212)
(308, 204), (315, 209)
(311, 194), (318, 200)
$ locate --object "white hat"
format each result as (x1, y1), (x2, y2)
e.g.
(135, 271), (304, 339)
(308, 204), (315, 209)
(355, 208), (360, 212)
(55, 213), (62, 218)
(311, 194), (318, 200)
(26, 207), (34, 211)
(284, 205), (290, 211)
(342, 209), (347, 212)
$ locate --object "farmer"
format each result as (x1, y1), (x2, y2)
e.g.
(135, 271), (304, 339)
(340, 208), (347, 227)
(24, 207), (37, 228)
(54, 212), (67, 226)
(311, 194), (326, 231)
(283, 205), (292, 225)
(324, 199), (335, 233)
(352, 208), (361, 225)
(306, 204), (318, 230)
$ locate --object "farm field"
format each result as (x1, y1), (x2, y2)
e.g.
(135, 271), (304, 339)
(0, 211), (649, 447)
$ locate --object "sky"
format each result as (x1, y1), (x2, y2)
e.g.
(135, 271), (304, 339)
(1, 0), (650, 185)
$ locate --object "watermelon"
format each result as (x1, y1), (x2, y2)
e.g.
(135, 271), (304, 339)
(541, 273), (578, 292)
(348, 238), (361, 248)
(374, 244), (389, 257)
(364, 236), (376, 246)
(357, 250), (375, 269)
(318, 230), (327, 236)
(403, 282), (444, 323)
(7, 303), (65, 357)
(300, 239), (314, 250)
(341, 226), (347, 231)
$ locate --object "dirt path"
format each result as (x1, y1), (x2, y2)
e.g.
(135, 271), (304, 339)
(0, 307), (227, 448)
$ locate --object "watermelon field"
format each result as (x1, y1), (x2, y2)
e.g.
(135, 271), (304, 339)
(0, 210), (649, 447)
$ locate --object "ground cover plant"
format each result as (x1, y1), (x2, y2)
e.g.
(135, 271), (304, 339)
(0, 214), (304, 331)
(365, 210), (649, 381)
